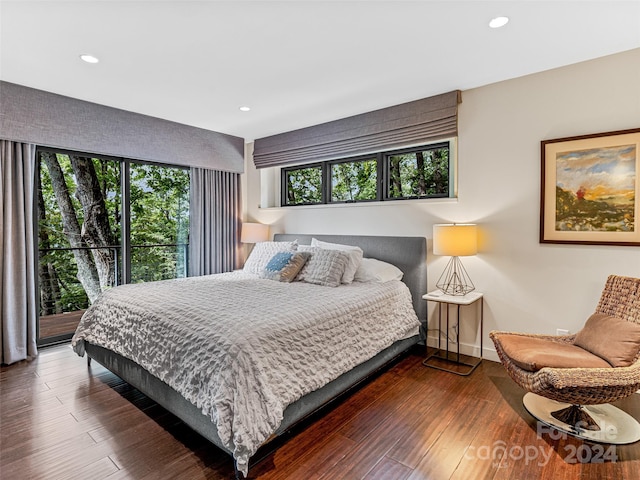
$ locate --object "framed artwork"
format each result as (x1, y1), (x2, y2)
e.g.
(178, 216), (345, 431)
(540, 128), (640, 246)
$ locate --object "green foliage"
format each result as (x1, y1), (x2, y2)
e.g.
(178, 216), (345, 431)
(38, 154), (111, 313)
(388, 147), (449, 198)
(38, 154), (190, 321)
(331, 159), (377, 201)
(285, 166), (323, 205)
(129, 164), (190, 282)
(40, 154), (80, 248)
(284, 145), (450, 206)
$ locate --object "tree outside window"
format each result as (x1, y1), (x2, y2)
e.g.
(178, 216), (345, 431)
(283, 165), (323, 206)
(37, 149), (189, 343)
(281, 141), (451, 206)
(330, 158), (377, 202)
(387, 144), (449, 199)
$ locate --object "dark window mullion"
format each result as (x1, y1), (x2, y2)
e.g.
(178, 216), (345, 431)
(377, 152), (385, 201)
(121, 160), (131, 285)
(322, 161), (330, 204)
(280, 168), (288, 207)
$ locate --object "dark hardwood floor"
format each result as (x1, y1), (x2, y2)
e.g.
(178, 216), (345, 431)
(38, 310), (84, 339)
(1, 344), (639, 479)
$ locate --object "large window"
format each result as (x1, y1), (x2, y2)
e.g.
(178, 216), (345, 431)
(36, 149), (189, 344)
(282, 142), (451, 206)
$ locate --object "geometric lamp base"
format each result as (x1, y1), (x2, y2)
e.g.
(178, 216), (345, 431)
(523, 392), (640, 444)
(436, 256), (475, 296)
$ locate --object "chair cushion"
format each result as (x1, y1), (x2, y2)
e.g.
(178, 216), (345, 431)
(496, 335), (611, 372)
(574, 313), (640, 367)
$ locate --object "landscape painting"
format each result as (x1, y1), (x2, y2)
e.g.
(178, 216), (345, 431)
(541, 128), (640, 245)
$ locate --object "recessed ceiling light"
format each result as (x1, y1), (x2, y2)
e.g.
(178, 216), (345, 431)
(239, 106), (251, 112)
(489, 16), (509, 29)
(80, 54), (99, 64)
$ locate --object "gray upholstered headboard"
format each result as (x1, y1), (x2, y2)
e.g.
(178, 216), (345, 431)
(273, 234), (427, 327)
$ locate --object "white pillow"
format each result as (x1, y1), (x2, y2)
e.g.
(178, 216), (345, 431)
(243, 241), (297, 274)
(310, 238), (363, 284)
(354, 258), (404, 283)
(296, 246), (350, 287)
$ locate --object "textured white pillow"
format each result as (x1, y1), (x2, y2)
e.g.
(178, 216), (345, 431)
(310, 238), (363, 284)
(354, 258), (404, 283)
(243, 241), (297, 274)
(296, 246), (350, 287)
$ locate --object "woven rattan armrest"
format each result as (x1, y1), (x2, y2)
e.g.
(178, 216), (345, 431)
(537, 360), (640, 390)
(490, 330), (576, 345)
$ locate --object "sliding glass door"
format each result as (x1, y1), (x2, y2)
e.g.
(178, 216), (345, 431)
(129, 163), (190, 283)
(36, 149), (189, 345)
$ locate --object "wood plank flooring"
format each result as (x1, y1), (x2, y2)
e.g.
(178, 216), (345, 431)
(1, 344), (639, 479)
(38, 310), (84, 339)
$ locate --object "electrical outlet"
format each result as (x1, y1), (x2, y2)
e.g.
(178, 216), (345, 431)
(556, 328), (570, 336)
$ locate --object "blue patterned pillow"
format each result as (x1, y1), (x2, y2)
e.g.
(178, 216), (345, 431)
(260, 251), (311, 282)
(243, 241), (298, 274)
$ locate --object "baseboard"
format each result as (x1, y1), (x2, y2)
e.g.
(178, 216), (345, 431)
(426, 335), (499, 363)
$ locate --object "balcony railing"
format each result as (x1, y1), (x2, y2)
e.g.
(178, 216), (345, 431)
(38, 243), (188, 340)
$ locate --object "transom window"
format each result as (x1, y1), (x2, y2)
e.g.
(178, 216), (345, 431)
(282, 142), (452, 206)
(330, 156), (378, 203)
(283, 164), (323, 205)
(386, 143), (450, 200)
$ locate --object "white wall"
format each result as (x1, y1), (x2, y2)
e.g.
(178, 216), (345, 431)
(243, 48), (640, 361)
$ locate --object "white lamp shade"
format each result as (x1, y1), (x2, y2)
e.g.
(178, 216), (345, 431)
(241, 223), (269, 243)
(433, 224), (477, 257)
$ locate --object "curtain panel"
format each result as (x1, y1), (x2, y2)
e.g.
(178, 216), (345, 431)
(253, 90), (461, 169)
(189, 168), (241, 276)
(1, 140), (37, 365)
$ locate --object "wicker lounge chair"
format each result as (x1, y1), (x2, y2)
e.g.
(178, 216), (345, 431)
(490, 275), (640, 444)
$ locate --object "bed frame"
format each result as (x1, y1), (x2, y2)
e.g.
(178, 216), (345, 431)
(84, 234), (427, 475)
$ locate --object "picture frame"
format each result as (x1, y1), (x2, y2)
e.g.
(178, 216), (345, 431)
(540, 128), (640, 246)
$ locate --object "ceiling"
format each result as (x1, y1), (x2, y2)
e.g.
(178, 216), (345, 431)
(1, 1), (639, 142)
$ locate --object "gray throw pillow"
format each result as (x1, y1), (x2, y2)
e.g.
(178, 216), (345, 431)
(296, 247), (350, 287)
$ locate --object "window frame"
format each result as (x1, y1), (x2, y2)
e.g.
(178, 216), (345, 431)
(280, 140), (453, 207)
(281, 162), (325, 206)
(35, 146), (190, 346)
(382, 142), (452, 201)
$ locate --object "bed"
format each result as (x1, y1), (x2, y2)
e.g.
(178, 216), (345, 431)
(72, 234), (427, 477)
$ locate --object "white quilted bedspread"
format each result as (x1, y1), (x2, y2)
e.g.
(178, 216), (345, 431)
(71, 272), (419, 475)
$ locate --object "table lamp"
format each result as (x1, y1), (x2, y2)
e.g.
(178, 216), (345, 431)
(433, 223), (477, 296)
(241, 222), (269, 243)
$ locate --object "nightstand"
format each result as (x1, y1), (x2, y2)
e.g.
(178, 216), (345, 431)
(422, 290), (484, 376)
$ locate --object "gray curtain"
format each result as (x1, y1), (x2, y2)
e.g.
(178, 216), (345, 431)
(189, 168), (241, 276)
(1, 140), (38, 365)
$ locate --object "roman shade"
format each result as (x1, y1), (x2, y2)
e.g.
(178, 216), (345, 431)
(0, 81), (245, 173)
(253, 90), (461, 169)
